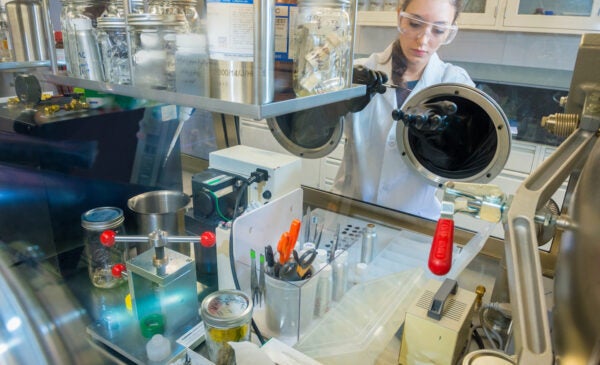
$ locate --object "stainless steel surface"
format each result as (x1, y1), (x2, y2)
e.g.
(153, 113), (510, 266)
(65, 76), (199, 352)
(553, 133), (600, 365)
(127, 190), (190, 254)
(5, 0), (50, 62)
(551, 33), (600, 365)
(39, 73), (366, 119)
(253, 0), (274, 104)
(397, 83), (511, 186)
(0, 243), (106, 365)
(502, 34), (600, 364)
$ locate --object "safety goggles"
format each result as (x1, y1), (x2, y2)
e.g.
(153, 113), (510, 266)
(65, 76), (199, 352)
(398, 12), (458, 45)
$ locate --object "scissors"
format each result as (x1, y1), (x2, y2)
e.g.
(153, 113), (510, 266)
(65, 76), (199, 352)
(293, 248), (317, 279)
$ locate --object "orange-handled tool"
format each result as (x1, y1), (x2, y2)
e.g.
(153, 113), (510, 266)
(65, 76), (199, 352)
(277, 232), (292, 265)
(288, 219), (301, 248)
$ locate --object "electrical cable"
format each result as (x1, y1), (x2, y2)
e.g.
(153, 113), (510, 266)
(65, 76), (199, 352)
(208, 190), (231, 222)
(479, 306), (504, 350)
(472, 327), (485, 349)
(227, 178), (266, 345)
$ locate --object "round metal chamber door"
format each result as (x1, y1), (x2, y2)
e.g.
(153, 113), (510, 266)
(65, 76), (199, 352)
(266, 100), (345, 159)
(396, 83), (511, 186)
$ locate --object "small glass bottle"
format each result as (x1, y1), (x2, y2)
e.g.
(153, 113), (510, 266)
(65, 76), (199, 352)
(96, 15), (131, 84)
(81, 207), (127, 289)
(128, 13), (186, 90)
(293, 0), (353, 96)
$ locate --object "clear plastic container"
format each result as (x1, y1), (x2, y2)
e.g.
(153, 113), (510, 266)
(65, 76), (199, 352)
(81, 207), (127, 289)
(96, 15), (130, 84)
(128, 13), (186, 90)
(293, 0), (352, 96)
(60, 0), (107, 80)
(200, 290), (253, 363)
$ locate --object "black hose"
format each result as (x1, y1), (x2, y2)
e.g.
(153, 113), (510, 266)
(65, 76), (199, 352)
(228, 180), (266, 345)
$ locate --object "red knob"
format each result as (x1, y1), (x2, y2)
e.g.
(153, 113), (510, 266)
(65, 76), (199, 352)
(100, 230), (116, 247)
(200, 231), (216, 248)
(428, 218), (454, 276)
(112, 263), (126, 278)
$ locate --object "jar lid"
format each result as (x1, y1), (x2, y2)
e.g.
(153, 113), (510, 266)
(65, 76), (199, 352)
(81, 207), (124, 230)
(127, 13), (186, 26)
(97, 16), (126, 28)
(200, 290), (253, 328)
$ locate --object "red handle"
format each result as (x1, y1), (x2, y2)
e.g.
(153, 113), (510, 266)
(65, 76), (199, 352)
(100, 230), (116, 247)
(428, 218), (454, 276)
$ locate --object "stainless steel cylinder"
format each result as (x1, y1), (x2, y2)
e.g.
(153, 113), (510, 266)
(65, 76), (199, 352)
(361, 223), (376, 264)
(5, 0), (50, 62)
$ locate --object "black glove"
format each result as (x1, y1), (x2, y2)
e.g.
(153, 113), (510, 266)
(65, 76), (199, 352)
(346, 65), (389, 113)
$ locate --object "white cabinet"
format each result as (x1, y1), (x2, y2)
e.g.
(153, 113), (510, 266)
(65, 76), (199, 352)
(356, 0), (600, 33)
(458, 0), (500, 27)
(503, 0), (600, 32)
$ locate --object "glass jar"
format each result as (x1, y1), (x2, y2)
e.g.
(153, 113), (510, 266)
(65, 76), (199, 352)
(128, 13), (186, 90)
(175, 32), (209, 96)
(81, 207), (127, 289)
(293, 0), (352, 96)
(96, 15), (130, 84)
(200, 290), (253, 363)
(60, 0), (108, 80)
(148, 0), (201, 32)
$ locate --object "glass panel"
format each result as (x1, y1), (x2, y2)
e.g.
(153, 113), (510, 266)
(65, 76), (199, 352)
(462, 0), (487, 13)
(518, 0), (593, 16)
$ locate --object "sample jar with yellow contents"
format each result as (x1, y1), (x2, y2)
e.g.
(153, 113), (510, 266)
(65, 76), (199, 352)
(200, 290), (253, 362)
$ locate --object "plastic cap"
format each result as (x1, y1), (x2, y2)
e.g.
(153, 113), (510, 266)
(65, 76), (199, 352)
(200, 231), (216, 248)
(146, 334), (171, 361)
(54, 31), (62, 43)
(112, 263), (126, 278)
(100, 230), (116, 247)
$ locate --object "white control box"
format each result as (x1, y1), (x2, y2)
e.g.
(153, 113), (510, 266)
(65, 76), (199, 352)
(209, 145), (302, 205)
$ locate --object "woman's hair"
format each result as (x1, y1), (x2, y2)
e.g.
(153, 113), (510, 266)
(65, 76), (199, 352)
(398, 0), (463, 22)
(386, 0), (463, 85)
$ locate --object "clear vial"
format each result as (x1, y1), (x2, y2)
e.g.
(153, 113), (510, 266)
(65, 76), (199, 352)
(81, 207), (127, 289)
(293, 0), (353, 96)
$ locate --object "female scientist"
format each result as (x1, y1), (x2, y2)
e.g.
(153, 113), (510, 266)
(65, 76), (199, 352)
(332, 0), (475, 219)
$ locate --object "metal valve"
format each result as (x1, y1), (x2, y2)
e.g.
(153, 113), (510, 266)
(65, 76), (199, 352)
(100, 229), (215, 276)
(429, 182), (508, 276)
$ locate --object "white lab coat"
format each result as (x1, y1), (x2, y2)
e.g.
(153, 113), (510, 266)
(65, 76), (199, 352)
(332, 42), (475, 220)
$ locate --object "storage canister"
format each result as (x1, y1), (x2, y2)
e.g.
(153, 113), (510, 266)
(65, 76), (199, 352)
(200, 290), (253, 362)
(81, 207), (127, 289)
(96, 15), (130, 84)
(60, 0), (107, 80)
(293, 0), (352, 96)
(5, 0), (50, 62)
(128, 13), (186, 90)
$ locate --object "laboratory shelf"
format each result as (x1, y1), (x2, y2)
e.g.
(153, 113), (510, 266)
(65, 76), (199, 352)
(40, 73), (366, 119)
(0, 60), (51, 71)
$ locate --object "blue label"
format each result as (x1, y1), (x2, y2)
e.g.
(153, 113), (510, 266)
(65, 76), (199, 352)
(274, 3), (297, 62)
